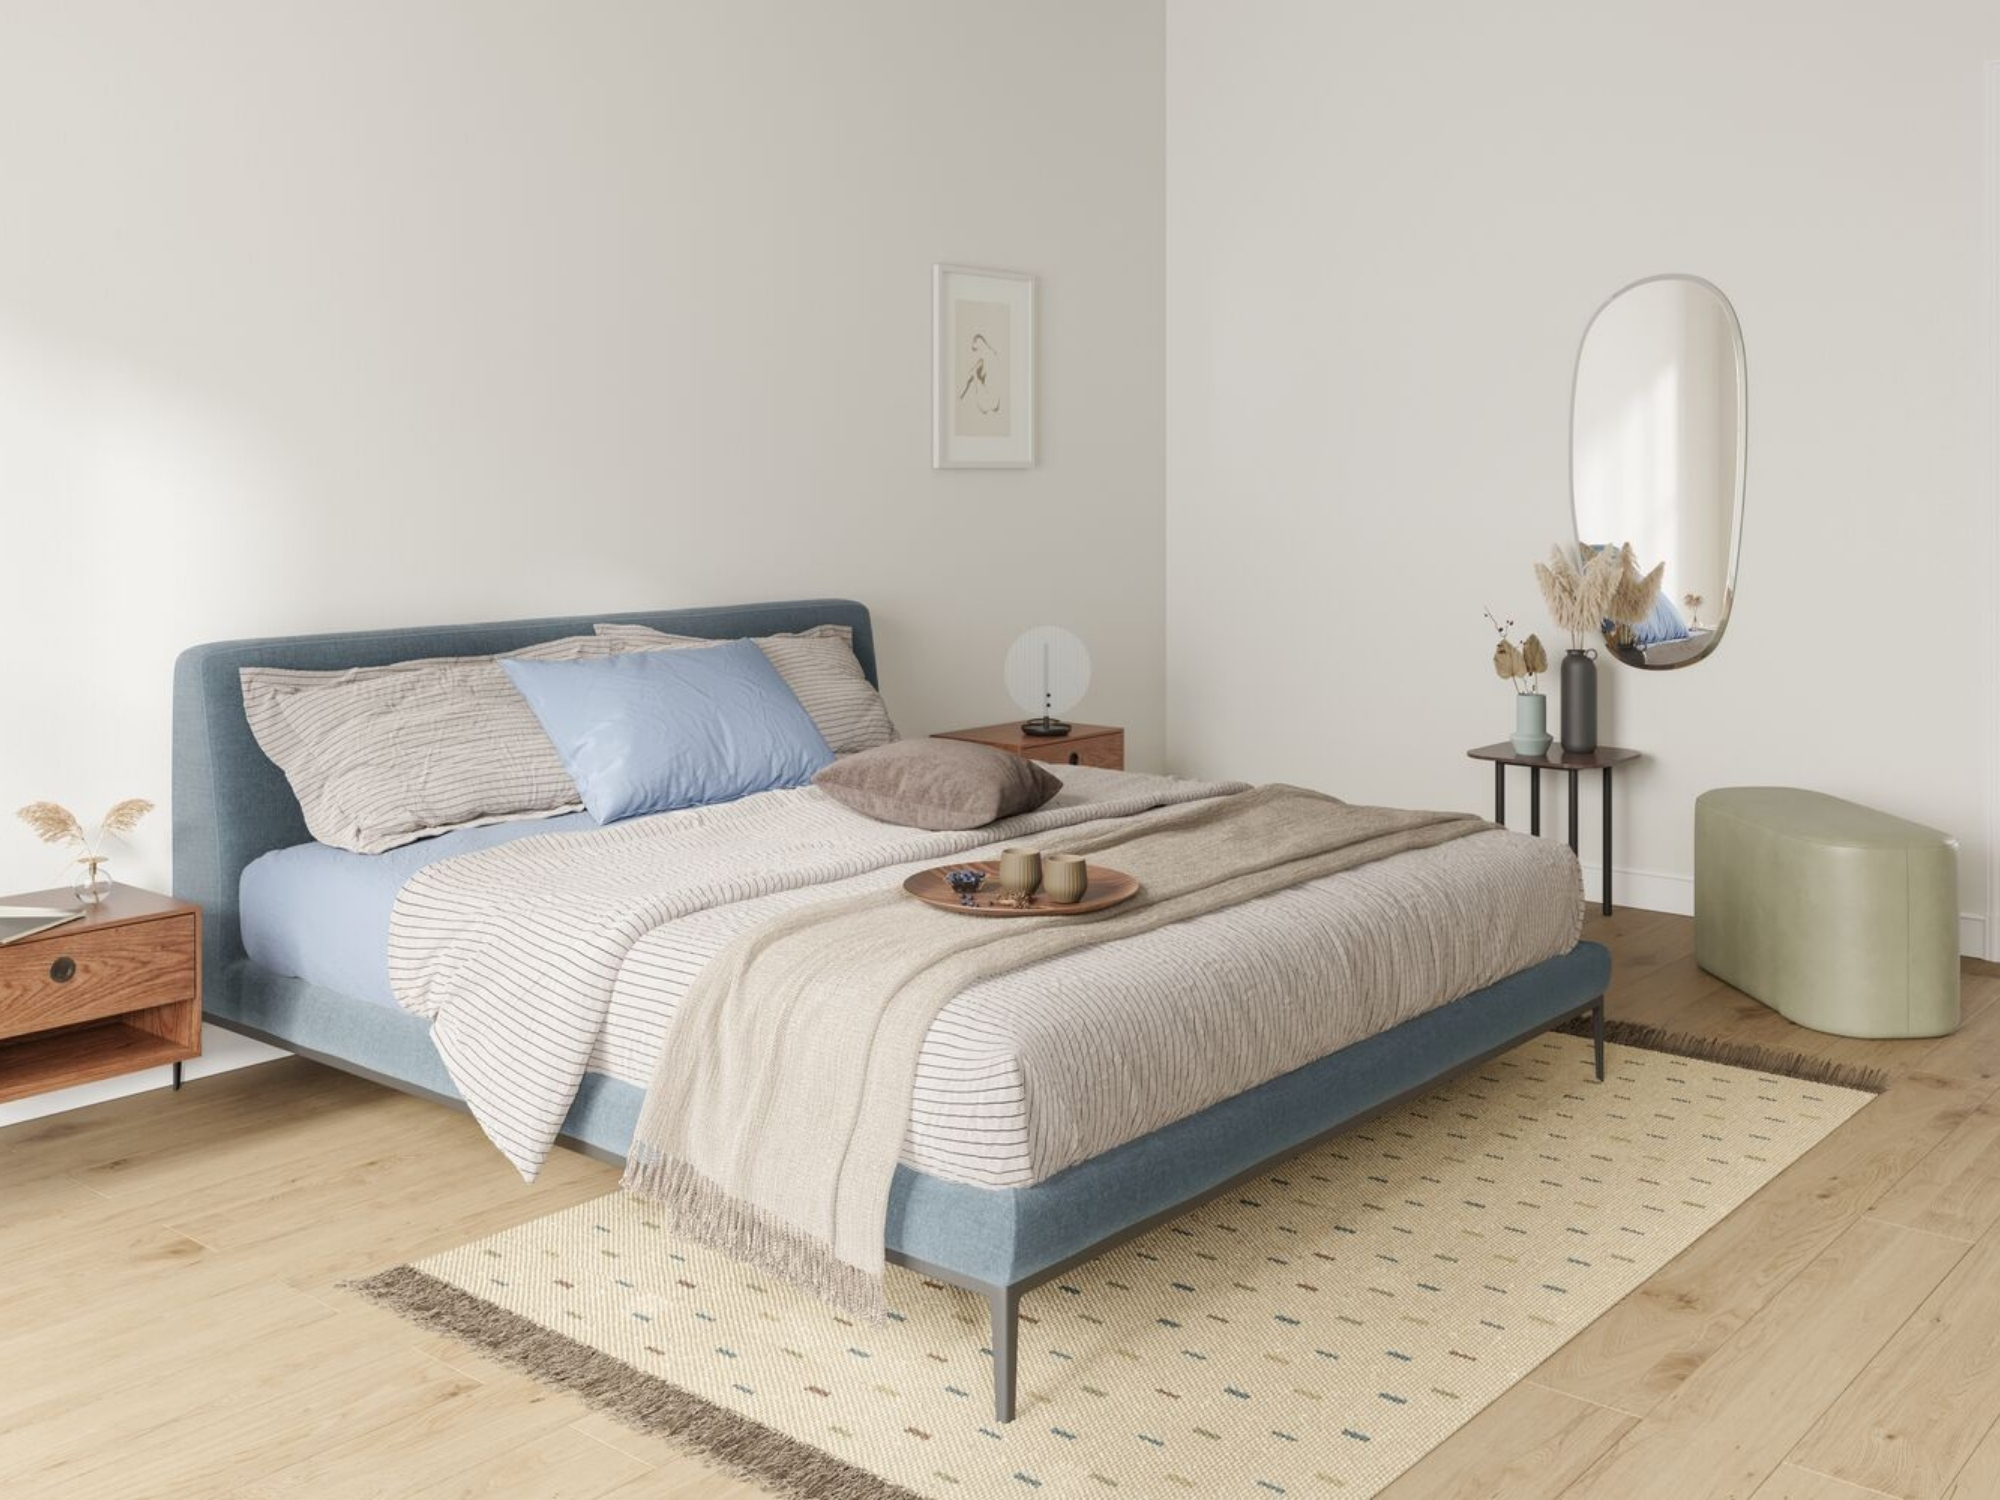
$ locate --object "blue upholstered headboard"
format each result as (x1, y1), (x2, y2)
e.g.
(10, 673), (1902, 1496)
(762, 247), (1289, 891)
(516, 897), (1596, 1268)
(171, 599), (876, 992)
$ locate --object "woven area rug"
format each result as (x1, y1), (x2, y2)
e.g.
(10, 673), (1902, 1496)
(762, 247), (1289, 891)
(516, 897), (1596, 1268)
(356, 1026), (1882, 1499)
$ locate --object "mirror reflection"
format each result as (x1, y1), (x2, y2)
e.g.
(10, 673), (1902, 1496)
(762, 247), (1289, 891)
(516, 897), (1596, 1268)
(1571, 275), (1746, 669)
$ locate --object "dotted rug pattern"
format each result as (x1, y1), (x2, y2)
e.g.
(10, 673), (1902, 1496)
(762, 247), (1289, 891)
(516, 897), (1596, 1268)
(378, 1033), (1874, 1499)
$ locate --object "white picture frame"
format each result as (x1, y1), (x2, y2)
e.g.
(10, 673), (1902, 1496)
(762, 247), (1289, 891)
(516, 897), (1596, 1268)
(933, 264), (1036, 469)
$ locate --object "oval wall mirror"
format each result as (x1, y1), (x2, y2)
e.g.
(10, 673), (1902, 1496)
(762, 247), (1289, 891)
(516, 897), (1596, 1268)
(1571, 274), (1746, 669)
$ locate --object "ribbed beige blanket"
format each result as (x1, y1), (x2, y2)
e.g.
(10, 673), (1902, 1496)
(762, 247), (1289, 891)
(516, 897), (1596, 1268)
(622, 785), (1491, 1319)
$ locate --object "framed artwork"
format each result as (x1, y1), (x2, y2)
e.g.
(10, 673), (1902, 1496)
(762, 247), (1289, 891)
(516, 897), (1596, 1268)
(933, 264), (1036, 468)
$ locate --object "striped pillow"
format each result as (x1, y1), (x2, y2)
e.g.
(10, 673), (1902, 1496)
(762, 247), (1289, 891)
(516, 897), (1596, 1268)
(240, 634), (619, 854)
(592, 622), (898, 755)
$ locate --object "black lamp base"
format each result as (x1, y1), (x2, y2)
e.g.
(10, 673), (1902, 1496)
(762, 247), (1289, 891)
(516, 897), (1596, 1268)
(1020, 717), (1072, 738)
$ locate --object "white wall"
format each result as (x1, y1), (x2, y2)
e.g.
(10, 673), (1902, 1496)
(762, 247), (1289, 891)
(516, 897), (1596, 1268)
(0, 0), (1167, 905)
(1166, 1), (2000, 948)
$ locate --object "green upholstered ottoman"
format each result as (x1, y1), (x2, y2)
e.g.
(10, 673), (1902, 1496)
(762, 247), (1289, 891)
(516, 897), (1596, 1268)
(1695, 787), (1960, 1038)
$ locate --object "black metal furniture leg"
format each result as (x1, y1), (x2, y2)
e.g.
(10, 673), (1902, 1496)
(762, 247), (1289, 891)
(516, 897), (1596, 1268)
(1601, 768), (1614, 915)
(172, 1061), (183, 1091)
(990, 1285), (1020, 1423)
(1567, 770), (1579, 855)
(1494, 763), (1505, 826)
(1530, 767), (1541, 837)
(1592, 998), (1606, 1081)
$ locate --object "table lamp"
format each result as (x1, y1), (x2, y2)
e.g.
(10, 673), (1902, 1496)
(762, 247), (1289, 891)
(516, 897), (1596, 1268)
(1004, 626), (1091, 737)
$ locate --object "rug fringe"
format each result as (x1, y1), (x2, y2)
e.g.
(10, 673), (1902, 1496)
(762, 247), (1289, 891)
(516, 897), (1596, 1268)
(1559, 1014), (1891, 1095)
(347, 1265), (924, 1500)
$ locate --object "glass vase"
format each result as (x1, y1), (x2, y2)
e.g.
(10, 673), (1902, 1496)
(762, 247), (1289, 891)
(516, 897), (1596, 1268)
(72, 855), (112, 906)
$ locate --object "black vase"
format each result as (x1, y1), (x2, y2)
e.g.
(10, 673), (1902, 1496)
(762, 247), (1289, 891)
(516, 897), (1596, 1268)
(1560, 649), (1597, 754)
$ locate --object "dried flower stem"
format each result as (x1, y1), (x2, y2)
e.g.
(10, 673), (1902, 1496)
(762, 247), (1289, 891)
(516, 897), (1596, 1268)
(1485, 607), (1542, 695)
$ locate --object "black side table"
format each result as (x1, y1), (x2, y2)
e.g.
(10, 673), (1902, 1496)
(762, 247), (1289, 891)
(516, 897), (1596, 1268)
(1466, 742), (1641, 915)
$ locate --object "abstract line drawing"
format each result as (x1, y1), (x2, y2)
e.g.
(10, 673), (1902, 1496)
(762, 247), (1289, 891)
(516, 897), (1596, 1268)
(935, 265), (1034, 468)
(951, 298), (1011, 439)
(958, 333), (1003, 415)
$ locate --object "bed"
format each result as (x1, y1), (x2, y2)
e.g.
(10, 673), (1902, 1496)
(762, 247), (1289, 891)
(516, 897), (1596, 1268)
(173, 598), (1611, 1422)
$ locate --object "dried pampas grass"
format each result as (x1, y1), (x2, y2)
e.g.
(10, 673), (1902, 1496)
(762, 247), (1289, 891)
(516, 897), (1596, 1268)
(1606, 545), (1666, 629)
(1535, 544), (1621, 650)
(99, 799), (155, 838)
(17, 802), (85, 847)
(15, 797), (153, 858)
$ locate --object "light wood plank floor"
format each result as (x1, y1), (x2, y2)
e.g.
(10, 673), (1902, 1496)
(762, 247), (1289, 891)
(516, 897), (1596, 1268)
(3, 910), (1998, 1498)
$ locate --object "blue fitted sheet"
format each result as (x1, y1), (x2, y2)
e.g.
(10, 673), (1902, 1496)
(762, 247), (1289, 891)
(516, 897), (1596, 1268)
(239, 811), (598, 1005)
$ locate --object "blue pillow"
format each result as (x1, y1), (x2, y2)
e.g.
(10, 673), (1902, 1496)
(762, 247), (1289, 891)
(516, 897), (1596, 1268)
(1627, 589), (1691, 647)
(501, 639), (834, 824)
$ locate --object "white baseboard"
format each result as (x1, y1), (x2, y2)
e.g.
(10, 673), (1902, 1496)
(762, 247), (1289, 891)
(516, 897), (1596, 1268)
(1581, 863), (1989, 959)
(1578, 862), (1693, 920)
(0, 1024), (289, 1129)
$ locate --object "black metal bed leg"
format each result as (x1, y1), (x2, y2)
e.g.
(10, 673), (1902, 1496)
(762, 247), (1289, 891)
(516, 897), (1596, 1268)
(990, 1285), (1020, 1423)
(172, 1061), (183, 1092)
(1591, 999), (1606, 1082)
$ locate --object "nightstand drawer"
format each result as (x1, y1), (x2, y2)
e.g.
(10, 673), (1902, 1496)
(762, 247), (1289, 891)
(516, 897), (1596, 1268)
(0, 916), (197, 1043)
(1019, 733), (1124, 770)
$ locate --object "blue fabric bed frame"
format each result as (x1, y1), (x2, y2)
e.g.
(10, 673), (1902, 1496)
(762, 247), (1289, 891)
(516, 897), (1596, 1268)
(173, 599), (1611, 1423)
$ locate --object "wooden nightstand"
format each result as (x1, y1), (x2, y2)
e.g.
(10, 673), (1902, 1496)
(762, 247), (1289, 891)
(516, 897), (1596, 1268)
(0, 886), (201, 1104)
(933, 722), (1125, 771)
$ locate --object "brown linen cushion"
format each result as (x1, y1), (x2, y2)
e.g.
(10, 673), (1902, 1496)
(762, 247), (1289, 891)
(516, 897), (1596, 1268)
(812, 739), (1061, 831)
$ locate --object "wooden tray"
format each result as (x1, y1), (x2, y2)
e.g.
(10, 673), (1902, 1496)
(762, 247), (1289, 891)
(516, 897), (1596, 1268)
(903, 861), (1140, 918)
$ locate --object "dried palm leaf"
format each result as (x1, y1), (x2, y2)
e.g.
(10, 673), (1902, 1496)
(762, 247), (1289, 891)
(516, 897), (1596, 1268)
(1522, 634), (1548, 675)
(17, 802), (85, 847)
(1493, 640), (1525, 680)
(99, 798), (154, 839)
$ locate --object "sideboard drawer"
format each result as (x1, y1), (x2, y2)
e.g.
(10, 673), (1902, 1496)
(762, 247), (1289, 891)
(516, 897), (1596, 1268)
(1020, 733), (1124, 771)
(1068, 733), (1124, 770)
(0, 915), (197, 1043)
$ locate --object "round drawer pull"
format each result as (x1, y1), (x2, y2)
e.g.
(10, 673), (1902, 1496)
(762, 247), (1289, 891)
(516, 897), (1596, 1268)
(49, 956), (76, 983)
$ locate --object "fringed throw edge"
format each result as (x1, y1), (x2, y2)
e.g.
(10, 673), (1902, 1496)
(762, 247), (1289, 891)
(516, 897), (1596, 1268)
(349, 1265), (924, 1500)
(1559, 1014), (1892, 1095)
(622, 1149), (888, 1325)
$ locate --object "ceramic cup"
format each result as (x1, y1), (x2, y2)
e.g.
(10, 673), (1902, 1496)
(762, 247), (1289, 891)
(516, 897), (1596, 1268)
(1042, 853), (1089, 905)
(998, 848), (1043, 899)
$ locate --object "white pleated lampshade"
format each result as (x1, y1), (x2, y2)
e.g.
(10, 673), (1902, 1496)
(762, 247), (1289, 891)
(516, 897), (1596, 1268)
(1004, 627), (1091, 718)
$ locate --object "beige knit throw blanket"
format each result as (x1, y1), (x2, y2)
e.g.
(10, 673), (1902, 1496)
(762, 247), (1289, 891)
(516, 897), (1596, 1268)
(622, 785), (1491, 1320)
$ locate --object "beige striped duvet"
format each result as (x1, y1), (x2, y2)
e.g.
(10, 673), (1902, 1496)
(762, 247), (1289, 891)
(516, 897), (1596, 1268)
(389, 767), (1582, 1187)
